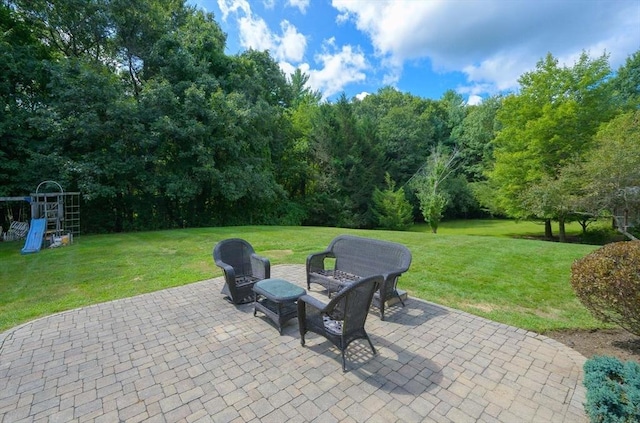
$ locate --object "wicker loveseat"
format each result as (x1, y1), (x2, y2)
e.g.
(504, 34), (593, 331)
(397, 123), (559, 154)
(306, 235), (412, 320)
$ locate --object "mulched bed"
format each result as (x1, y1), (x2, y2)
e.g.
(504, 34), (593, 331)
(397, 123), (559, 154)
(544, 328), (640, 363)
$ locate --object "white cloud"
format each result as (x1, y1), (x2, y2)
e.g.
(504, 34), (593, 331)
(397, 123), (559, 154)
(280, 44), (369, 100)
(217, 0), (250, 20)
(287, 0), (310, 14)
(462, 55), (525, 92)
(381, 62), (403, 86)
(335, 11), (350, 24)
(238, 15), (274, 52)
(355, 91), (370, 101)
(466, 95), (483, 106)
(275, 21), (306, 62)
(332, 0), (640, 97)
(279, 61), (297, 79)
(280, 37), (369, 99)
(305, 42), (368, 100)
(235, 13), (307, 63)
(219, 0), (369, 99)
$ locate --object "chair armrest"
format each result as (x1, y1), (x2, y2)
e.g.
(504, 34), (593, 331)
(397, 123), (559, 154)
(250, 253), (270, 279)
(215, 261), (236, 281)
(378, 272), (405, 307)
(382, 271), (402, 286)
(306, 250), (334, 273)
(298, 294), (329, 313)
(298, 294), (329, 324)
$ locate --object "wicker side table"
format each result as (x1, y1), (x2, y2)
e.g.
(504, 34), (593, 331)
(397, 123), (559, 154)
(253, 278), (306, 334)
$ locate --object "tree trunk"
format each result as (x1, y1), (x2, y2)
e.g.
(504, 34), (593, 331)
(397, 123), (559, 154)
(544, 219), (553, 240)
(579, 218), (588, 234)
(115, 192), (123, 232)
(558, 217), (566, 243)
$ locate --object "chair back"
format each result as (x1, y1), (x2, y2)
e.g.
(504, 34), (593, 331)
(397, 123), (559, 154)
(328, 235), (411, 277)
(328, 274), (383, 335)
(213, 238), (255, 276)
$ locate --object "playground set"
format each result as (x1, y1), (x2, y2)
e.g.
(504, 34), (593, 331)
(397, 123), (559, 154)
(0, 181), (80, 254)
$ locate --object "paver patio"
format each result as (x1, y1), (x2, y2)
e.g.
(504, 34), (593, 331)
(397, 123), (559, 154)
(0, 264), (587, 422)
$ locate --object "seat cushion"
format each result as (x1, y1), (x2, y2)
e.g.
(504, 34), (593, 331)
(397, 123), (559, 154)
(323, 316), (343, 335)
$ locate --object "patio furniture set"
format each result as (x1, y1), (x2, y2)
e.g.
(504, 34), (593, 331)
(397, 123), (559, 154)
(213, 235), (412, 371)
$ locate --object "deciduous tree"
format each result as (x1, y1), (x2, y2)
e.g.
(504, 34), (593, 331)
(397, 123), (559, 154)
(582, 110), (640, 238)
(608, 50), (640, 111)
(488, 52), (615, 240)
(413, 146), (459, 233)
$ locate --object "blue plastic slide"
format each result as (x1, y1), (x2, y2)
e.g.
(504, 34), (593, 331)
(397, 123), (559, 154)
(21, 218), (46, 254)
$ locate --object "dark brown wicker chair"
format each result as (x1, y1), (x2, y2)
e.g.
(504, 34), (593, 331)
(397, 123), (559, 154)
(298, 274), (383, 371)
(213, 238), (270, 304)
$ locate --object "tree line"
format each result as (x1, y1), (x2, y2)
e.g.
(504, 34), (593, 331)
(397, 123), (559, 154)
(1, 0), (638, 238)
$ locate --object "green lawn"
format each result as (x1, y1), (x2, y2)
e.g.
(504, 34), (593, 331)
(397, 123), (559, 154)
(0, 220), (603, 333)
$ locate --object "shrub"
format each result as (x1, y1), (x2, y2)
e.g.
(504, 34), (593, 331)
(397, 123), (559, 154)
(579, 226), (625, 246)
(571, 241), (640, 336)
(372, 173), (413, 230)
(583, 356), (640, 423)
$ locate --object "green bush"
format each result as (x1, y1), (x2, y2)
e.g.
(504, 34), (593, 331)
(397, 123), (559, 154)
(583, 356), (640, 423)
(571, 241), (640, 336)
(579, 226), (625, 246)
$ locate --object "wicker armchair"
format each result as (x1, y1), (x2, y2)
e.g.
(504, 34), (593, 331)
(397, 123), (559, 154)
(213, 238), (270, 304)
(298, 274), (383, 371)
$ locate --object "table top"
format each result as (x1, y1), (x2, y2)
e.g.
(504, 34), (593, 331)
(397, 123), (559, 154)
(253, 278), (306, 302)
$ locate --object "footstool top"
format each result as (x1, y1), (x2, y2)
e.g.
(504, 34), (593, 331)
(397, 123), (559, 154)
(254, 278), (306, 302)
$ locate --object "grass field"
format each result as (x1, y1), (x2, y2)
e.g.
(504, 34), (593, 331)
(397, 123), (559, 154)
(0, 220), (604, 333)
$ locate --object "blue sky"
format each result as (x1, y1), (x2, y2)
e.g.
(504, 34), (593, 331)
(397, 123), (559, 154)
(190, 0), (640, 104)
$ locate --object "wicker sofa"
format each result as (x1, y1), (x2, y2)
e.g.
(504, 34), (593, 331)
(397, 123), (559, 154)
(306, 235), (412, 320)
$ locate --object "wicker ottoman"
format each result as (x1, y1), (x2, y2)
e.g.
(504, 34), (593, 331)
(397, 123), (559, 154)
(253, 278), (306, 334)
